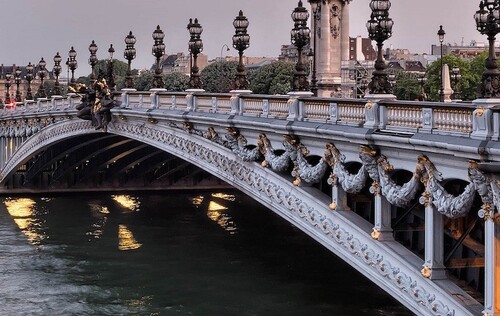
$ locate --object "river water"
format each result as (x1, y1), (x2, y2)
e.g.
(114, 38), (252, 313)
(0, 191), (412, 316)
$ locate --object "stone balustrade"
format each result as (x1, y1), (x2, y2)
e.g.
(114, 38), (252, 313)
(1, 90), (499, 141)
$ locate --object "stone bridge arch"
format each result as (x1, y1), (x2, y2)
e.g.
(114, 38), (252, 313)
(0, 113), (488, 316)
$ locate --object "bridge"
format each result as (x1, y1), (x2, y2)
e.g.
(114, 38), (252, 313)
(0, 90), (497, 315)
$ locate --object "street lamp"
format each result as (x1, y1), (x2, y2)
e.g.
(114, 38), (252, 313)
(451, 66), (461, 100)
(14, 67), (22, 102)
(366, 0), (394, 94)
(4, 73), (12, 103)
(187, 18), (204, 89)
(37, 58), (48, 99)
(417, 71), (427, 101)
(152, 25), (165, 89)
(25, 62), (34, 100)
(232, 10), (250, 90)
(68, 46), (78, 88)
(474, 0), (500, 98)
(124, 31), (137, 89)
(107, 44), (116, 91)
(309, 0), (320, 96)
(290, 0), (311, 92)
(437, 25), (445, 102)
(88, 40), (98, 85)
(53, 52), (63, 95)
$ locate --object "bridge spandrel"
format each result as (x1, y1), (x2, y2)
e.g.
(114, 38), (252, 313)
(0, 93), (496, 315)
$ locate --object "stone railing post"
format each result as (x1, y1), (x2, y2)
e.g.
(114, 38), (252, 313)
(230, 89), (251, 115)
(287, 91), (312, 121)
(471, 99), (499, 140)
(66, 93), (78, 109)
(185, 88), (205, 112)
(120, 88), (136, 108)
(421, 108), (433, 133)
(149, 88), (165, 109)
(363, 100), (380, 129)
(364, 95), (395, 129)
(329, 102), (338, 123)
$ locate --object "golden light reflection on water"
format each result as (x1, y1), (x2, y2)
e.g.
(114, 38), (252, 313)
(207, 201), (237, 234)
(86, 203), (110, 240)
(118, 224), (142, 251)
(4, 198), (46, 245)
(112, 195), (140, 212)
(211, 193), (236, 201)
(192, 196), (204, 206)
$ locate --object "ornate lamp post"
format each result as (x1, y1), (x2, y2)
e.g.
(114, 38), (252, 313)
(14, 67), (22, 102)
(187, 18), (204, 89)
(474, 0), (500, 98)
(232, 10), (250, 90)
(451, 66), (461, 100)
(152, 25), (165, 89)
(88, 40), (98, 85)
(4, 73), (12, 103)
(366, 0), (394, 94)
(53, 52), (63, 95)
(417, 71), (427, 101)
(124, 31), (137, 89)
(37, 58), (48, 98)
(290, 0), (311, 92)
(25, 62), (34, 100)
(107, 44), (116, 91)
(309, 0), (320, 96)
(68, 46), (78, 88)
(437, 25), (445, 102)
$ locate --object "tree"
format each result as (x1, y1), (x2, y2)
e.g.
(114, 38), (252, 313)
(425, 53), (487, 101)
(392, 71), (421, 101)
(200, 61), (238, 93)
(164, 73), (190, 92)
(134, 70), (154, 91)
(249, 61), (295, 95)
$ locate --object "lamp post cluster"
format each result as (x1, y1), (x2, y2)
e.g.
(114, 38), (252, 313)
(4, 73), (11, 103)
(366, 0), (394, 95)
(37, 58), (48, 99)
(88, 40), (98, 85)
(53, 52), (63, 96)
(14, 67), (22, 102)
(25, 62), (34, 100)
(437, 25), (445, 102)
(107, 44), (116, 92)
(474, 0), (500, 98)
(68, 46), (78, 89)
(124, 31), (137, 89)
(187, 18), (204, 89)
(232, 10), (250, 91)
(309, 0), (320, 96)
(290, 0), (311, 92)
(152, 25), (165, 89)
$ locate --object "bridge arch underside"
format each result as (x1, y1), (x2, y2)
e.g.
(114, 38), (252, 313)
(0, 119), (485, 315)
(2, 131), (226, 192)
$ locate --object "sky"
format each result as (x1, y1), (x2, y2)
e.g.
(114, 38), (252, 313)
(0, 0), (483, 77)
